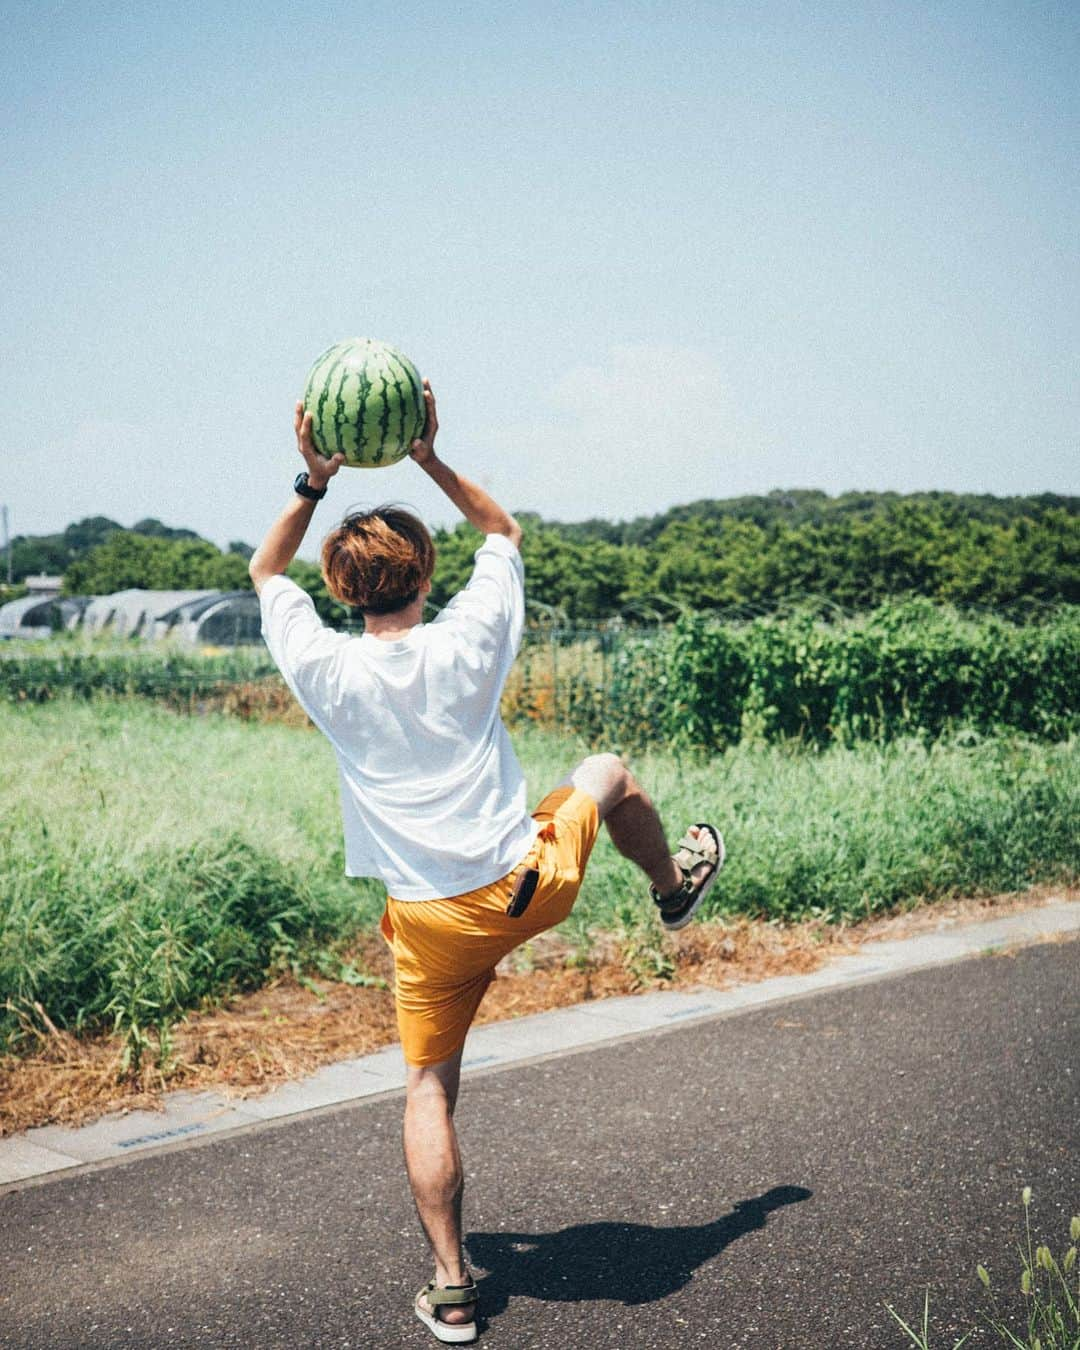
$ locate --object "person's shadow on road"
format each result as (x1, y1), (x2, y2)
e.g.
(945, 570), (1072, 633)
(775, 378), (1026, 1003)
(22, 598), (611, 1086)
(466, 1183), (811, 1319)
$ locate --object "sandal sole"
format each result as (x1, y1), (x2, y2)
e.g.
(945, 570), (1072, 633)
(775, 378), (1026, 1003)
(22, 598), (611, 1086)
(414, 1302), (478, 1344)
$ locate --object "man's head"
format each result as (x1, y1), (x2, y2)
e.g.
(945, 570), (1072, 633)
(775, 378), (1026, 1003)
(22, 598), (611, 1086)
(321, 506), (435, 616)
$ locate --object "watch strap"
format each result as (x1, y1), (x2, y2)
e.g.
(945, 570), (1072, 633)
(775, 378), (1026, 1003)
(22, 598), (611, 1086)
(294, 472), (327, 501)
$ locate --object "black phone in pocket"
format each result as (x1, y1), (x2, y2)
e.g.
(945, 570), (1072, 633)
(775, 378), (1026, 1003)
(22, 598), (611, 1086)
(505, 867), (540, 918)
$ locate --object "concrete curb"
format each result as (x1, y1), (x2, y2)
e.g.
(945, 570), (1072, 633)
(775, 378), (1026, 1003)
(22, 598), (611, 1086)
(2, 898), (1077, 1191)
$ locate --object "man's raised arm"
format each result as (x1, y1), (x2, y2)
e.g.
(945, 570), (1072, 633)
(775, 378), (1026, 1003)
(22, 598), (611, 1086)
(248, 403), (345, 593)
(410, 382), (522, 550)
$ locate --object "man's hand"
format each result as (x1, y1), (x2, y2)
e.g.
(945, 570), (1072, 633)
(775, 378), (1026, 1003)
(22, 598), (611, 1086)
(295, 401), (345, 488)
(409, 380), (439, 466)
(410, 378), (521, 545)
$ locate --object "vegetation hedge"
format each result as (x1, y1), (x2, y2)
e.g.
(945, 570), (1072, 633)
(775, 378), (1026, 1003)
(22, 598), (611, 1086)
(3, 703), (1079, 1063)
(533, 600), (1080, 751)
(431, 497), (1080, 620)
(8, 494), (1079, 624)
(0, 829), (360, 1068)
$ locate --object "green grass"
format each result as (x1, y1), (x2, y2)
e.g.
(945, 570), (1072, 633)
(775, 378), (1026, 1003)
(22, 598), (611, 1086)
(2, 699), (1078, 1060)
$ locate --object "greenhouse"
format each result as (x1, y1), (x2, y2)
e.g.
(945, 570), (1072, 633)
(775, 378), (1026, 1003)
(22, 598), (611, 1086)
(81, 589), (218, 640)
(0, 594), (88, 640)
(155, 590), (263, 646)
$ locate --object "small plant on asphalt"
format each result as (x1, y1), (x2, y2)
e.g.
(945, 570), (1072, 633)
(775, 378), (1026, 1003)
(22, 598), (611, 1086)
(885, 1289), (972, 1349)
(975, 1187), (1080, 1350)
(613, 896), (675, 988)
(885, 1188), (1080, 1349)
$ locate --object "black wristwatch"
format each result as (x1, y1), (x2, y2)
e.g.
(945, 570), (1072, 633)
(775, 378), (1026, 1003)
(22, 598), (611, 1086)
(293, 471), (327, 501)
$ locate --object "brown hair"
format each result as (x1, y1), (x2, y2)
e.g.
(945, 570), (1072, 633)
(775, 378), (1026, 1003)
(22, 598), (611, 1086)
(321, 506), (436, 615)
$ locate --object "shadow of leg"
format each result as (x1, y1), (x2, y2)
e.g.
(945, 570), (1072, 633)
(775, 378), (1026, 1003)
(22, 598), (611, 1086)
(468, 1183), (813, 1321)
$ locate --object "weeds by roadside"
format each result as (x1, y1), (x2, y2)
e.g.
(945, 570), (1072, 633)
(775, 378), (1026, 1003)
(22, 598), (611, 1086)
(886, 1189), (1080, 1349)
(2, 700), (1078, 1081)
(613, 898), (676, 988)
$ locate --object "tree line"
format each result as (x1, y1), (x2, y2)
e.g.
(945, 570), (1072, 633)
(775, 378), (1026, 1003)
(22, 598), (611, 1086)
(433, 493), (1078, 620)
(4, 491), (1076, 623)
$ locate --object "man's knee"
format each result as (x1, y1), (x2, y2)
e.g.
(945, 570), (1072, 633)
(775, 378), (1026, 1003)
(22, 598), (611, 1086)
(406, 1051), (463, 1105)
(568, 752), (633, 818)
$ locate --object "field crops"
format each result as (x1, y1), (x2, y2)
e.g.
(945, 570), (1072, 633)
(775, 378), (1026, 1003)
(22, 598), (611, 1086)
(2, 698), (1077, 1064)
(0, 640), (277, 704)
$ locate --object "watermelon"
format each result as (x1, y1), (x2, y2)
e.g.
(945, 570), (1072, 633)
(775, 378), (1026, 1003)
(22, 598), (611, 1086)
(302, 338), (425, 468)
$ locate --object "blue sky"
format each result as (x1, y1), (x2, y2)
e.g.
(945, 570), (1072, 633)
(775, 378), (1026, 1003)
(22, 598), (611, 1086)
(2, 1), (1077, 557)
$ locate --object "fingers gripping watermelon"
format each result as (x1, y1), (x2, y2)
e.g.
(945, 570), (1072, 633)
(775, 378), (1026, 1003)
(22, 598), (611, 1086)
(303, 338), (425, 468)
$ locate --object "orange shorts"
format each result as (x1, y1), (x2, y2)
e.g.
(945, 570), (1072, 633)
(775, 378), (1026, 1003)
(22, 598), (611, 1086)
(379, 786), (600, 1067)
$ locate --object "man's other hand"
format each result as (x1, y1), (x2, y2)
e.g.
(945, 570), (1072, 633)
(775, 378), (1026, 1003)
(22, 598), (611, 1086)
(295, 401), (345, 488)
(409, 380), (439, 466)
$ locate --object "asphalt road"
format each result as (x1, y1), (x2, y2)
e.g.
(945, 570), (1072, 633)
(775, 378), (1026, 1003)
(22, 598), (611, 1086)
(2, 940), (1077, 1349)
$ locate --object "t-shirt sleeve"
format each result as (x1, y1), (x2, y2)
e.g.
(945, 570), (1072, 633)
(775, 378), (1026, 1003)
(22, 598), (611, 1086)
(259, 575), (349, 727)
(432, 533), (526, 657)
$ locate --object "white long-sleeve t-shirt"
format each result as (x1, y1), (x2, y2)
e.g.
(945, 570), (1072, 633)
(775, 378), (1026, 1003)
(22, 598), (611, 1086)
(259, 533), (538, 900)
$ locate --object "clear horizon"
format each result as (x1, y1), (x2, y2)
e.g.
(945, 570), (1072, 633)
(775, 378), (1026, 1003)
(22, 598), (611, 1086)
(3, 2), (1077, 560)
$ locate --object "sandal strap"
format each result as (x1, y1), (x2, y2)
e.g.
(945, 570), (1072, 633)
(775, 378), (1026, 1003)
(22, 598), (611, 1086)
(651, 869), (693, 908)
(423, 1280), (478, 1308)
(674, 830), (718, 864)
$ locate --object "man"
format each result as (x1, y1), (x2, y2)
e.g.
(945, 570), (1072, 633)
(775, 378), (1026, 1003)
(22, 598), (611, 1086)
(249, 381), (724, 1343)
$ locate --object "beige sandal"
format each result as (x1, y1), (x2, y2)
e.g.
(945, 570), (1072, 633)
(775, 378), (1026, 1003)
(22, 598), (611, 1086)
(650, 823), (725, 930)
(414, 1279), (478, 1344)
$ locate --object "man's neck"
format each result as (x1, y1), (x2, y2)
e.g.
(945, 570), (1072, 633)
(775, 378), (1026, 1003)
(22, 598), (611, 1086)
(363, 599), (426, 641)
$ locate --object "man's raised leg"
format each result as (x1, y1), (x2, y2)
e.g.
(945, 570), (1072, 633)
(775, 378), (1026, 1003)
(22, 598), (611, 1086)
(563, 754), (720, 911)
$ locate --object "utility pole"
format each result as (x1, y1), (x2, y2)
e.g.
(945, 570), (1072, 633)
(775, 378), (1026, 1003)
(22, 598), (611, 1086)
(1, 505), (11, 586)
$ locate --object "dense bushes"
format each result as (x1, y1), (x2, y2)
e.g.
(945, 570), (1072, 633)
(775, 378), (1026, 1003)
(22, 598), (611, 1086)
(62, 533), (252, 596)
(517, 601), (1080, 751)
(9, 494), (1079, 623)
(0, 831), (374, 1066)
(430, 496), (1080, 620)
(3, 703), (1079, 1064)
(0, 702), (387, 1064)
(571, 732), (1080, 929)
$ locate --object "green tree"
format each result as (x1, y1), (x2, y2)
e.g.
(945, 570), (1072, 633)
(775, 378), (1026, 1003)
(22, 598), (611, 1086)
(63, 533), (255, 596)
(285, 558), (357, 625)
(429, 522), (482, 609)
(636, 517), (769, 613)
(25, 492), (1080, 620)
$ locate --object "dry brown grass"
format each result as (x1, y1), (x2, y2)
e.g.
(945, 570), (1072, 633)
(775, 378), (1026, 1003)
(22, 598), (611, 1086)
(1, 887), (1073, 1138)
(198, 678), (314, 728)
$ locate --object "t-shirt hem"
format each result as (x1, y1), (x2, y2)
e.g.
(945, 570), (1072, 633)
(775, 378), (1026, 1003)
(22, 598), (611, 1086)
(352, 819), (542, 901)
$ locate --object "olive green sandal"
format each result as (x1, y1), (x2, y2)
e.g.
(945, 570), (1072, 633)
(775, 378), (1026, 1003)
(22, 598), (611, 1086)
(650, 823), (725, 931)
(414, 1279), (479, 1344)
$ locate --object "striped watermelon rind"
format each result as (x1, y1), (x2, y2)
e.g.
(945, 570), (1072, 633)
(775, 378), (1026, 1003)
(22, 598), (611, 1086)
(302, 338), (425, 468)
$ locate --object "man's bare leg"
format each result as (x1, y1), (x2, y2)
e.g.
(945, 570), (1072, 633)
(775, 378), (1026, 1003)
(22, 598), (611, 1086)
(404, 1049), (476, 1327)
(404, 756), (710, 1332)
(564, 753), (711, 896)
